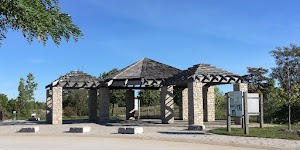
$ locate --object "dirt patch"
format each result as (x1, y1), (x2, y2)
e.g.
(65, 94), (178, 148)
(278, 128), (298, 133)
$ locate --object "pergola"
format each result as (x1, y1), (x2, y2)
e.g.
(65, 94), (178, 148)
(45, 58), (248, 129)
(45, 71), (101, 124)
(164, 63), (247, 127)
(99, 58), (182, 121)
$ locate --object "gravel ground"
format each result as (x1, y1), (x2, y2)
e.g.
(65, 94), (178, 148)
(0, 119), (299, 150)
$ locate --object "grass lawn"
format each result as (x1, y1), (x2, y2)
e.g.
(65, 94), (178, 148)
(209, 125), (300, 140)
(62, 116), (88, 120)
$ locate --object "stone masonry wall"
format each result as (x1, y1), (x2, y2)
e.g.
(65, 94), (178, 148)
(99, 87), (110, 122)
(52, 87), (62, 125)
(181, 88), (188, 120)
(188, 82), (203, 125)
(203, 85), (215, 122)
(126, 89), (135, 120)
(88, 89), (98, 122)
(46, 89), (52, 123)
(160, 86), (174, 124)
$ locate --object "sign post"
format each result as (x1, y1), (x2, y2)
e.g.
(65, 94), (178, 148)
(259, 94), (264, 128)
(227, 91), (262, 134)
(226, 93), (231, 132)
(243, 92), (249, 135)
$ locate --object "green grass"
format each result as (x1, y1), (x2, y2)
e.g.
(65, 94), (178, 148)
(62, 116), (88, 120)
(209, 125), (300, 140)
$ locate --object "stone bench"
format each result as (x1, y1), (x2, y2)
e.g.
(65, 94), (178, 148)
(69, 126), (91, 133)
(118, 127), (143, 134)
(188, 125), (205, 131)
(19, 126), (39, 133)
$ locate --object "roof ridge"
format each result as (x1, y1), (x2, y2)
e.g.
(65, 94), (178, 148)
(110, 58), (144, 79)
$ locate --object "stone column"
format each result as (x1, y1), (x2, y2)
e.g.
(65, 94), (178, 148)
(160, 85), (174, 124)
(178, 88), (188, 120)
(203, 85), (215, 122)
(46, 89), (52, 123)
(233, 83), (248, 125)
(88, 89), (98, 122)
(52, 87), (62, 125)
(99, 87), (110, 123)
(233, 83), (248, 92)
(188, 82), (205, 130)
(126, 89), (135, 120)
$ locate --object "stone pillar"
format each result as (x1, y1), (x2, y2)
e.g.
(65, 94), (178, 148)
(52, 87), (62, 125)
(126, 89), (135, 120)
(99, 87), (110, 123)
(46, 89), (52, 123)
(178, 88), (188, 120)
(233, 83), (248, 125)
(233, 83), (248, 92)
(188, 82), (205, 130)
(88, 89), (98, 122)
(203, 85), (215, 122)
(160, 86), (174, 124)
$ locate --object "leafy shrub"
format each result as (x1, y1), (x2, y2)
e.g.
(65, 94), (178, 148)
(273, 105), (300, 124)
(63, 106), (76, 117)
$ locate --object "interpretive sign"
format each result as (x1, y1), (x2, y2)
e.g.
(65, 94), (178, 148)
(247, 93), (259, 115)
(228, 91), (243, 117)
(134, 99), (139, 110)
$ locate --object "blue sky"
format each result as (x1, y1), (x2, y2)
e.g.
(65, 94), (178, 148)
(1, 0), (300, 102)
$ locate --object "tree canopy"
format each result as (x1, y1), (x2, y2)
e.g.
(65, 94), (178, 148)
(270, 44), (300, 130)
(0, 0), (83, 47)
(17, 73), (38, 117)
(246, 67), (269, 94)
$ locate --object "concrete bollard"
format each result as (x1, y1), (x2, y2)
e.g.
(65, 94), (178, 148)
(118, 127), (143, 134)
(69, 126), (91, 133)
(19, 126), (39, 133)
(188, 125), (205, 131)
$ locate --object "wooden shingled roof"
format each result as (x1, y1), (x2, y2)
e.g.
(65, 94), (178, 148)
(166, 63), (244, 86)
(46, 70), (101, 89)
(103, 58), (182, 87)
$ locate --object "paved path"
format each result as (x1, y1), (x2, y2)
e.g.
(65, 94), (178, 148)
(0, 135), (264, 150)
(0, 120), (298, 150)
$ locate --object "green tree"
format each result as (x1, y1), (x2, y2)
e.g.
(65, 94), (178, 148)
(270, 44), (300, 130)
(7, 98), (17, 113)
(246, 67), (269, 94)
(0, 94), (8, 111)
(214, 86), (224, 109)
(214, 86), (226, 119)
(25, 73), (38, 102)
(17, 73), (38, 118)
(138, 89), (160, 107)
(62, 89), (88, 117)
(262, 78), (286, 123)
(0, 0), (83, 47)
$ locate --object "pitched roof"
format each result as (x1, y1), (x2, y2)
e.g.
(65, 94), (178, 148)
(104, 58), (182, 81)
(166, 63), (241, 85)
(46, 70), (101, 89)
